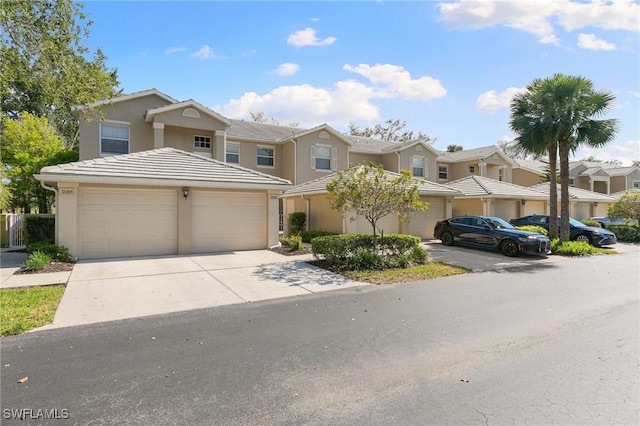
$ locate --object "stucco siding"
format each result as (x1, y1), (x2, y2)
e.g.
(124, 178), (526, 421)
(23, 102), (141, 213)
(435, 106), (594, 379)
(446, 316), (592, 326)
(295, 131), (349, 184)
(512, 169), (542, 187)
(349, 152), (381, 167)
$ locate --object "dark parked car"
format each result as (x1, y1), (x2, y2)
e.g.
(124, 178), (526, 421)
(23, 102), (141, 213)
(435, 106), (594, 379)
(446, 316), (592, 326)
(509, 215), (617, 247)
(589, 216), (638, 227)
(433, 215), (551, 257)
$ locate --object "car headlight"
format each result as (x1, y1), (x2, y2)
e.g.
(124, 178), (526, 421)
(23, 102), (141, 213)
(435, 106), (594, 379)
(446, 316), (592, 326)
(517, 235), (538, 242)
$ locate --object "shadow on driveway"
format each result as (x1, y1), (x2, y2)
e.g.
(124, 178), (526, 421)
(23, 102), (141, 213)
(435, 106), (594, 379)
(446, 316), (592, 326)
(252, 261), (363, 288)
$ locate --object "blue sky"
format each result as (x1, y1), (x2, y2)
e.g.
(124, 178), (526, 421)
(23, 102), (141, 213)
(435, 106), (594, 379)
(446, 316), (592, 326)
(81, 0), (639, 165)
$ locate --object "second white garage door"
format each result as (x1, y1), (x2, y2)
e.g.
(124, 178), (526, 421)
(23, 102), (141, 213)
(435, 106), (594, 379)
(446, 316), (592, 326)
(191, 191), (266, 253)
(406, 197), (445, 239)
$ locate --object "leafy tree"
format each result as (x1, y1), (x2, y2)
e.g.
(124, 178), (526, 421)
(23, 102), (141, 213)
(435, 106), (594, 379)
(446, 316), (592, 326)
(348, 119), (433, 144)
(446, 144), (463, 152)
(539, 165), (560, 184)
(510, 74), (618, 241)
(608, 191), (640, 223)
(633, 160), (640, 168)
(581, 155), (602, 162)
(1, 0), (120, 146)
(326, 162), (428, 247)
(1, 113), (75, 212)
(249, 112), (299, 128)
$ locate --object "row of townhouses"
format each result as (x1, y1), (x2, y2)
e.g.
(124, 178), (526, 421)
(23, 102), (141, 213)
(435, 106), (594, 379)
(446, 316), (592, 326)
(35, 89), (640, 259)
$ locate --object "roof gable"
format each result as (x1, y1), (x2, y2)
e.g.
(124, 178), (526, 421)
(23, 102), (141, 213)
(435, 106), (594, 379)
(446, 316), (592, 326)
(145, 100), (231, 126)
(36, 148), (291, 190)
(437, 145), (515, 166)
(531, 182), (615, 202)
(73, 89), (178, 111)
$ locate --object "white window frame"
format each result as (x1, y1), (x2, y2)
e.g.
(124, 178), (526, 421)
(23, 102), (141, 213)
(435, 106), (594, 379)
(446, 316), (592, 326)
(100, 122), (130, 156)
(311, 144), (336, 172)
(469, 165), (476, 174)
(194, 135), (211, 149)
(257, 146), (275, 168)
(633, 180), (640, 189)
(411, 156), (425, 178)
(226, 143), (240, 164)
(438, 165), (448, 180)
(498, 168), (504, 182)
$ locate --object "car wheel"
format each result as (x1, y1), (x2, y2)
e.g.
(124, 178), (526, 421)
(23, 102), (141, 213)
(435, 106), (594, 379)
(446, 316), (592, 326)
(574, 234), (591, 245)
(440, 231), (454, 246)
(500, 239), (519, 257)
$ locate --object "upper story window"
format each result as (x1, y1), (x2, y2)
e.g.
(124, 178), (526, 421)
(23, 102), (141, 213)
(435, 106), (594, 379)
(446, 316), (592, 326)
(438, 165), (448, 180)
(100, 123), (129, 155)
(194, 135), (211, 149)
(498, 168), (504, 181)
(411, 156), (425, 178)
(257, 146), (274, 167)
(226, 143), (240, 164)
(569, 178), (575, 187)
(633, 181), (640, 189)
(312, 145), (335, 171)
(469, 165), (476, 174)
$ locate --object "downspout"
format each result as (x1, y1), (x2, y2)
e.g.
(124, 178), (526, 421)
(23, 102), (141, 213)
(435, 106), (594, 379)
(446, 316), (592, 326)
(291, 138), (297, 186)
(396, 152), (400, 172)
(40, 181), (58, 243)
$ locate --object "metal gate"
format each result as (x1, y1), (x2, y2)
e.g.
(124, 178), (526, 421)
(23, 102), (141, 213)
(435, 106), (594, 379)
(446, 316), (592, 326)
(7, 214), (24, 248)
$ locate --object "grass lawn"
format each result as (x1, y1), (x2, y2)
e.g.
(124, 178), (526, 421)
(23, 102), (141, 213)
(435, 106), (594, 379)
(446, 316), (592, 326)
(341, 262), (467, 285)
(0, 285), (65, 336)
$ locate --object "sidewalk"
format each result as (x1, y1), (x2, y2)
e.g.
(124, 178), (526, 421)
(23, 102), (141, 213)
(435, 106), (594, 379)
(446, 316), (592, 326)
(1, 249), (70, 289)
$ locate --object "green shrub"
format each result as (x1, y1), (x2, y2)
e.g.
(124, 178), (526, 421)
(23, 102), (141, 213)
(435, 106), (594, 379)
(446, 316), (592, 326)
(550, 239), (614, 256)
(289, 212), (307, 235)
(24, 216), (55, 245)
(581, 218), (601, 227)
(607, 224), (640, 243)
(280, 235), (304, 251)
(300, 230), (339, 243)
(23, 251), (52, 271)
(311, 233), (424, 270)
(347, 249), (385, 271)
(514, 225), (548, 236)
(26, 242), (73, 262)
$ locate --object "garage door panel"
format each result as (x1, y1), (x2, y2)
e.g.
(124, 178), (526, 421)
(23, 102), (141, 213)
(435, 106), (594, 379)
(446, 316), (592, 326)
(78, 188), (178, 259)
(192, 191), (266, 253)
(406, 197), (445, 239)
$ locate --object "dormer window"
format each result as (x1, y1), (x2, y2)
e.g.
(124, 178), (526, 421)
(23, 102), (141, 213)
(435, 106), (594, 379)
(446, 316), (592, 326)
(411, 156), (425, 177)
(469, 165), (476, 174)
(194, 135), (211, 149)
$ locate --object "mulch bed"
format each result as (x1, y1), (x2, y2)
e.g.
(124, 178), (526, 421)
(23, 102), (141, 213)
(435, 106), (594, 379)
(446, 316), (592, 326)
(270, 246), (312, 256)
(15, 262), (76, 275)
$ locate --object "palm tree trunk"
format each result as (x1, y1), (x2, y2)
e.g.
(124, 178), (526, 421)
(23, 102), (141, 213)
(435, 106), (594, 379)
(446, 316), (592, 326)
(548, 142), (558, 240)
(558, 139), (571, 241)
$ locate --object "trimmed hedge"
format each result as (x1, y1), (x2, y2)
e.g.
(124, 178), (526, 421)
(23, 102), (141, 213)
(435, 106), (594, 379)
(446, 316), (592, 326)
(289, 212), (306, 235)
(25, 242), (73, 263)
(311, 233), (427, 270)
(606, 224), (640, 243)
(300, 230), (339, 244)
(24, 216), (55, 245)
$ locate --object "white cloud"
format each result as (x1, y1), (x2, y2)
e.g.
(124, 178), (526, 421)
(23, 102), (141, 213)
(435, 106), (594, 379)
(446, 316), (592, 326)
(165, 47), (187, 54)
(219, 81), (379, 128)
(287, 28), (336, 47)
(574, 139), (640, 166)
(577, 33), (616, 50)
(437, 0), (639, 45)
(218, 63), (446, 127)
(343, 63), (446, 100)
(274, 63), (300, 76)
(191, 45), (225, 60)
(476, 87), (526, 112)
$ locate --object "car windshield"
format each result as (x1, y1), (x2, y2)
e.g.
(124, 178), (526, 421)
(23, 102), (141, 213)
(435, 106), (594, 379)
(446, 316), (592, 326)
(568, 217), (584, 226)
(485, 217), (514, 229)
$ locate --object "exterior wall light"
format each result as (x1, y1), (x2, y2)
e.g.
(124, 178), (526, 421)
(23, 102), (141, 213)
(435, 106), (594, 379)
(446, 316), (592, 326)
(182, 187), (190, 199)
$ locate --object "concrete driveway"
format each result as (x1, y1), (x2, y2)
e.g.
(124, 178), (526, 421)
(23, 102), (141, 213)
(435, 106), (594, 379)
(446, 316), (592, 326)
(50, 250), (366, 329)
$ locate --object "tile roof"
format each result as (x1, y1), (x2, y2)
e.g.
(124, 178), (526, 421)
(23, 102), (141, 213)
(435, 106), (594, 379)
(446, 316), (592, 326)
(437, 145), (503, 162)
(36, 148), (292, 189)
(531, 183), (616, 202)
(281, 169), (461, 197)
(445, 176), (548, 199)
(226, 119), (302, 142)
(512, 158), (548, 174)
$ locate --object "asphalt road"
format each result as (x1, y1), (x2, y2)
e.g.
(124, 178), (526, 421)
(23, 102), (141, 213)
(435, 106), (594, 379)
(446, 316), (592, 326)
(1, 247), (639, 425)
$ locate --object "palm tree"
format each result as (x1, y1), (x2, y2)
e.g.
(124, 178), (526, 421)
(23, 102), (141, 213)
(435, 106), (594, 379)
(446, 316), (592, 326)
(510, 74), (618, 241)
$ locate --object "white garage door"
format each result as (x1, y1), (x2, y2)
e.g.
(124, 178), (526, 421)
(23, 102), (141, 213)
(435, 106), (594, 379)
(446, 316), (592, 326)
(78, 188), (178, 259)
(192, 191), (266, 253)
(406, 197), (445, 239)
(494, 200), (519, 222)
